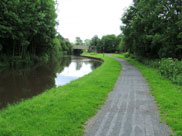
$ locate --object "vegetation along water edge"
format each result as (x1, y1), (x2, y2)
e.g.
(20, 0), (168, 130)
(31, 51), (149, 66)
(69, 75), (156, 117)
(0, 53), (121, 136)
(112, 54), (182, 136)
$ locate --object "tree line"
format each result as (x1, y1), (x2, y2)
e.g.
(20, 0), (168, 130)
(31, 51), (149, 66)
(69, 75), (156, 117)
(0, 0), (72, 66)
(120, 0), (182, 84)
(121, 0), (182, 59)
(76, 34), (123, 53)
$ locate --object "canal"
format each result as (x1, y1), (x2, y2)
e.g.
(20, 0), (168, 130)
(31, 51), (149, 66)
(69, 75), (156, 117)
(0, 56), (102, 110)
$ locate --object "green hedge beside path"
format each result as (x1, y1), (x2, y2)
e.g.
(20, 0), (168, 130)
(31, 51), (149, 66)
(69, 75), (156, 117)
(0, 53), (121, 136)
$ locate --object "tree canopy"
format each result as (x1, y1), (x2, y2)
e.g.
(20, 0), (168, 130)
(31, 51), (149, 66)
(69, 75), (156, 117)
(75, 37), (83, 45)
(89, 34), (122, 53)
(121, 0), (182, 59)
(0, 0), (71, 65)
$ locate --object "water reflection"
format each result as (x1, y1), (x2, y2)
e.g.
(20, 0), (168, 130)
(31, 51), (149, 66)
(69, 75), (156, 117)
(0, 56), (101, 110)
(55, 57), (101, 86)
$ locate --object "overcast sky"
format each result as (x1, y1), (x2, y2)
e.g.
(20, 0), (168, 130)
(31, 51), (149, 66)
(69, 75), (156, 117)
(56, 0), (133, 42)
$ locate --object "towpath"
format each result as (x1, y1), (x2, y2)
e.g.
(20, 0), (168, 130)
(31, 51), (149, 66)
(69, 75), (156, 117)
(84, 55), (171, 136)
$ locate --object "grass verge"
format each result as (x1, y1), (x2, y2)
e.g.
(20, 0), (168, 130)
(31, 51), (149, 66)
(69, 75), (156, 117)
(112, 54), (182, 136)
(0, 53), (121, 136)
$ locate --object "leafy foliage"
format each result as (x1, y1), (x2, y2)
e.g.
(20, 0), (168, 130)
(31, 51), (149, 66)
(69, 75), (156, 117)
(83, 39), (91, 46)
(75, 37), (83, 45)
(159, 58), (182, 84)
(121, 0), (182, 59)
(89, 34), (123, 53)
(122, 53), (182, 85)
(144, 58), (182, 85)
(56, 34), (72, 55)
(89, 35), (101, 52)
(0, 0), (61, 65)
(100, 35), (119, 53)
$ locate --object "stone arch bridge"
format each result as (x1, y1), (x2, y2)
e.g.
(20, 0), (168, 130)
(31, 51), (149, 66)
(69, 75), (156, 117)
(72, 45), (89, 50)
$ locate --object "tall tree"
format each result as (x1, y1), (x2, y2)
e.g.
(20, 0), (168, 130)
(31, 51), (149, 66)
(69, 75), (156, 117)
(75, 37), (83, 45)
(0, 0), (58, 63)
(121, 0), (182, 59)
(100, 35), (118, 53)
(90, 35), (101, 52)
(84, 39), (91, 46)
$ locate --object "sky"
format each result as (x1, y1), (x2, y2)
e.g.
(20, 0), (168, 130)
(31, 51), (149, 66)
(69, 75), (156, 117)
(56, 0), (133, 42)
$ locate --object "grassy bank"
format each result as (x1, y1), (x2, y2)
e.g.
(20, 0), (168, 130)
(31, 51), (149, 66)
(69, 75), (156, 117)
(112, 54), (182, 136)
(0, 53), (121, 136)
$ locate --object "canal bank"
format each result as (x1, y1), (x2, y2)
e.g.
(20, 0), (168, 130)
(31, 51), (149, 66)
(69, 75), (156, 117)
(0, 56), (102, 110)
(0, 53), (121, 136)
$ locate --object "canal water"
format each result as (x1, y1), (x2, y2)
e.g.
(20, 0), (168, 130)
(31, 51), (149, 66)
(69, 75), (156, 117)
(0, 56), (102, 110)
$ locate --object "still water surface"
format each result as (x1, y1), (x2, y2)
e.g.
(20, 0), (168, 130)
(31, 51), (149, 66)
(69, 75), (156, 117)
(0, 56), (102, 110)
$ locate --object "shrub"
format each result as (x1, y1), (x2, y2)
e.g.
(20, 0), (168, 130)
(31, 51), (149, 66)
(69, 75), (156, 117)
(159, 58), (182, 84)
(123, 52), (130, 58)
(131, 55), (182, 85)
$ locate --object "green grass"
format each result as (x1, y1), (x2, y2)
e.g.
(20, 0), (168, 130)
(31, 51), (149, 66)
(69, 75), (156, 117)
(0, 53), (121, 136)
(112, 54), (182, 136)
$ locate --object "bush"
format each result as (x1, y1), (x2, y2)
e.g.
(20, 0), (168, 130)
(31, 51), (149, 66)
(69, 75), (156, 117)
(138, 57), (182, 85)
(40, 53), (49, 63)
(123, 52), (130, 58)
(130, 54), (182, 85)
(137, 58), (160, 69)
(159, 58), (182, 84)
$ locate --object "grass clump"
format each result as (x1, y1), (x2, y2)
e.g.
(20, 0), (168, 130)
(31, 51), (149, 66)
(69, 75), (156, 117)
(112, 53), (182, 136)
(0, 53), (121, 136)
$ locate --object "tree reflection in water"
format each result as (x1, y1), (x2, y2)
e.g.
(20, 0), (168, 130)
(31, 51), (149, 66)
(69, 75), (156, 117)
(0, 56), (71, 110)
(0, 56), (102, 110)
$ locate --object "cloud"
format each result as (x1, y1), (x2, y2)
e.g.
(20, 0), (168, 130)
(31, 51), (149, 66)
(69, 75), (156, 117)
(56, 0), (133, 42)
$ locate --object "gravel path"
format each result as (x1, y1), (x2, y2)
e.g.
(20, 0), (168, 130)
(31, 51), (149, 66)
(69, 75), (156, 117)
(84, 55), (171, 136)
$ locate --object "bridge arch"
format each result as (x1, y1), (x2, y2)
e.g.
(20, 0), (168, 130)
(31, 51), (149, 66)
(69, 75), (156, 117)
(72, 45), (89, 50)
(72, 45), (89, 55)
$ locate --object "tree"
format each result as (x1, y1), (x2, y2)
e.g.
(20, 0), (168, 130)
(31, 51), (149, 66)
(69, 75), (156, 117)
(90, 35), (101, 52)
(88, 34), (122, 53)
(100, 35), (118, 53)
(56, 34), (72, 55)
(75, 37), (83, 45)
(121, 0), (182, 59)
(0, 0), (58, 64)
(116, 34), (124, 52)
(84, 39), (91, 46)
